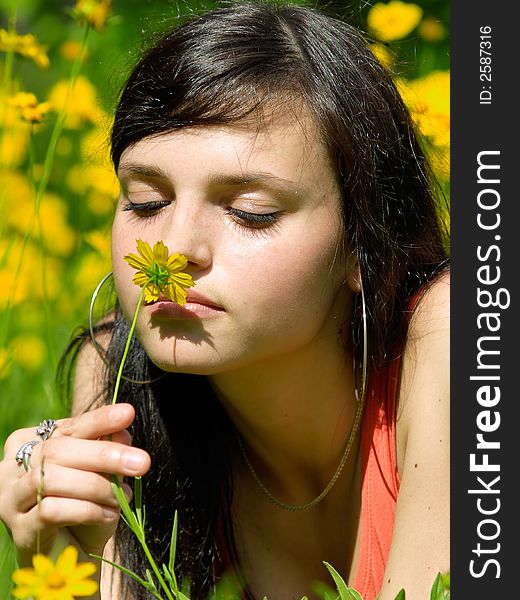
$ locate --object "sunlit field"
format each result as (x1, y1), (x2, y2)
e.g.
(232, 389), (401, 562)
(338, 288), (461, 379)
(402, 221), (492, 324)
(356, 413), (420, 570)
(0, 0), (449, 597)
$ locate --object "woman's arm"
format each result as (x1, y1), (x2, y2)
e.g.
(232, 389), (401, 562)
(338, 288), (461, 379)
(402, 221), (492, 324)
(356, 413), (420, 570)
(378, 272), (450, 600)
(0, 333), (148, 600)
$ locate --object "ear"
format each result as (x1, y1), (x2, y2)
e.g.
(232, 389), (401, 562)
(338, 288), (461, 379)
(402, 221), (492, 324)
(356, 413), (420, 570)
(346, 252), (362, 293)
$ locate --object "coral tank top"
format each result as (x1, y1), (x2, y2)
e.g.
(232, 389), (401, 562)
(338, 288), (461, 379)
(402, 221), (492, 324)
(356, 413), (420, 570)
(350, 356), (401, 598)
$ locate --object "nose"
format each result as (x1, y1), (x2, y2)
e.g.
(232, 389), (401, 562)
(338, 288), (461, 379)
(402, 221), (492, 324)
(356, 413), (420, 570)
(159, 199), (213, 272)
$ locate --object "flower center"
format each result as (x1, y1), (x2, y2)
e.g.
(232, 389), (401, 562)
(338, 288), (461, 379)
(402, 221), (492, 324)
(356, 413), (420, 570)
(145, 262), (170, 289)
(47, 571), (67, 589)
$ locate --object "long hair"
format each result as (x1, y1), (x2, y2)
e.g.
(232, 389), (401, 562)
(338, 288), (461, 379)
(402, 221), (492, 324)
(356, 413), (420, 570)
(61, 2), (448, 598)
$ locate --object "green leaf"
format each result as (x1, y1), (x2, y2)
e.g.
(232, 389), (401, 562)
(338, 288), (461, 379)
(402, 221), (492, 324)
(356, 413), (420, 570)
(312, 580), (338, 600)
(169, 510), (179, 576)
(323, 562), (363, 600)
(111, 480), (141, 535)
(135, 475), (144, 528)
(430, 572), (450, 600)
(393, 590), (405, 600)
(90, 554), (163, 600)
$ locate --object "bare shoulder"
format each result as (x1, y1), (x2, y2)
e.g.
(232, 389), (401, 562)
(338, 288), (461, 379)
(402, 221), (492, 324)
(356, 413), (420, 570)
(381, 272), (450, 599)
(396, 269), (450, 464)
(408, 269), (450, 338)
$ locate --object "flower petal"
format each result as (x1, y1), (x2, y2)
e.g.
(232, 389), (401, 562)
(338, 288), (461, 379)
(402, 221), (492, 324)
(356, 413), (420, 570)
(69, 579), (99, 596)
(124, 252), (150, 271)
(152, 240), (169, 264)
(55, 545), (78, 576)
(167, 253), (189, 271)
(136, 239), (154, 264)
(33, 553), (54, 576)
(67, 562), (97, 581)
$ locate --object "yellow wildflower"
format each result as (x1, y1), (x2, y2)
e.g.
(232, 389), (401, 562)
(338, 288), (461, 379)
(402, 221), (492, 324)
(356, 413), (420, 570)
(0, 29), (49, 68)
(419, 17), (446, 42)
(124, 239), (196, 305)
(9, 92), (52, 123)
(47, 76), (103, 128)
(73, 0), (112, 32)
(406, 71), (450, 147)
(84, 228), (111, 257)
(12, 545), (98, 599)
(60, 40), (89, 61)
(10, 334), (47, 372)
(370, 43), (395, 69)
(367, 1), (423, 42)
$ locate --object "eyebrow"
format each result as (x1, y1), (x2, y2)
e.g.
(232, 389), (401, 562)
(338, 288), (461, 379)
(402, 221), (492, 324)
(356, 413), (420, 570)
(118, 163), (301, 195)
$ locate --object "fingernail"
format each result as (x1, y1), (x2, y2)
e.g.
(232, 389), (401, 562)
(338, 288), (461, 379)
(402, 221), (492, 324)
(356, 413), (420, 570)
(122, 451), (146, 472)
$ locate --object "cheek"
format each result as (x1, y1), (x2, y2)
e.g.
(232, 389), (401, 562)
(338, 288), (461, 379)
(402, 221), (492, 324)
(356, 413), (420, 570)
(226, 226), (345, 320)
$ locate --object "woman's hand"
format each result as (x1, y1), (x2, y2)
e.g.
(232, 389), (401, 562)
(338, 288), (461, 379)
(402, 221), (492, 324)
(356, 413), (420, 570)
(0, 403), (150, 566)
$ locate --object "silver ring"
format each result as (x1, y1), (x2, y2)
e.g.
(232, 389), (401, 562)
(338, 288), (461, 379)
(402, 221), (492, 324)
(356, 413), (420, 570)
(36, 419), (57, 441)
(15, 440), (40, 472)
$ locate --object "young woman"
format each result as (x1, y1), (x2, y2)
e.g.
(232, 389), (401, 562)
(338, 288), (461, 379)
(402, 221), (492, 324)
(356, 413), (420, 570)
(0, 2), (449, 599)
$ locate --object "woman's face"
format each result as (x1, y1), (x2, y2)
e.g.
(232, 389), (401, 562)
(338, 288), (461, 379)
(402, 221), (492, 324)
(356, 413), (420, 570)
(111, 111), (352, 375)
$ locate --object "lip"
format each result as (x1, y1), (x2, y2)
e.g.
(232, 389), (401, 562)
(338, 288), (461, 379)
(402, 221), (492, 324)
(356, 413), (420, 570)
(148, 290), (225, 320)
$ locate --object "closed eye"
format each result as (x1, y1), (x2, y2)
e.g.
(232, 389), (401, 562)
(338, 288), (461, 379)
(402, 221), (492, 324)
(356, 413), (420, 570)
(226, 207), (282, 229)
(121, 200), (170, 216)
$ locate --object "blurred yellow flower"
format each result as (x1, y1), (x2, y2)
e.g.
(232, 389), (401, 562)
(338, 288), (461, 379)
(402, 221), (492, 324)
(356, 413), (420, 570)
(370, 43), (395, 69)
(12, 545), (98, 599)
(367, 1), (423, 42)
(0, 238), (62, 308)
(84, 228), (111, 257)
(60, 40), (89, 61)
(0, 29), (49, 68)
(47, 75), (103, 128)
(74, 0), (112, 32)
(401, 71), (450, 147)
(9, 92), (52, 123)
(419, 17), (446, 42)
(10, 334), (47, 372)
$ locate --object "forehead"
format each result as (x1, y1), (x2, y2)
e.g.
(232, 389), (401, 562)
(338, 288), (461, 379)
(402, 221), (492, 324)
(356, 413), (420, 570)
(118, 107), (338, 195)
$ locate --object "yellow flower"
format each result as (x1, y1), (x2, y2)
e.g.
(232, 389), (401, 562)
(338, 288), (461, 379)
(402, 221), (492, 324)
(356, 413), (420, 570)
(367, 1), (423, 42)
(9, 92), (52, 123)
(73, 0), (112, 32)
(0, 29), (49, 68)
(370, 43), (395, 69)
(47, 76), (103, 129)
(11, 334), (47, 372)
(124, 239), (195, 305)
(12, 545), (98, 599)
(60, 40), (89, 61)
(419, 17), (446, 42)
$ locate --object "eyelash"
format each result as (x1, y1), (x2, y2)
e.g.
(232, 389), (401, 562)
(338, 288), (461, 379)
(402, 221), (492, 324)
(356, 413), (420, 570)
(226, 207), (281, 229)
(121, 200), (170, 216)
(121, 200), (282, 230)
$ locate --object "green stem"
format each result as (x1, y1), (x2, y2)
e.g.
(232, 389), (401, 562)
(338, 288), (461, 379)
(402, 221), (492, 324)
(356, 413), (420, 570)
(111, 286), (146, 405)
(140, 538), (175, 600)
(110, 281), (175, 599)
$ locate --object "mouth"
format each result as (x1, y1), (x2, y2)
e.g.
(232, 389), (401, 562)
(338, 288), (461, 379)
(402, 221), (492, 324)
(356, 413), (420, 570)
(148, 291), (225, 320)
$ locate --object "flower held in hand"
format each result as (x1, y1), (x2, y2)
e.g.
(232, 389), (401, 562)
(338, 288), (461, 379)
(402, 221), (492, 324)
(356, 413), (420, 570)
(124, 239), (195, 305)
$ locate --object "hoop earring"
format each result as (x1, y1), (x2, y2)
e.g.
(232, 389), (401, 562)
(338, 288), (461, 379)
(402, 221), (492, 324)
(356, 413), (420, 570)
(88, 272), (166, 385)
(352, 276), (368, 403)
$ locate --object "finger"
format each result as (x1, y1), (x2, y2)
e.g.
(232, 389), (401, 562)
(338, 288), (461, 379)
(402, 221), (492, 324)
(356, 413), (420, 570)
(56, 403), (136, 441)
(33, 437), (150, 477)
(105, 429), (132, 446)
(15, 464), (133, 513)
(27, 496), (121, 529)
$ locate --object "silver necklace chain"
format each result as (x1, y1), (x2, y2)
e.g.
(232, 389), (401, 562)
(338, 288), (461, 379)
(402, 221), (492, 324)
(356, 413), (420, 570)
(236, 391), (366, 512)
